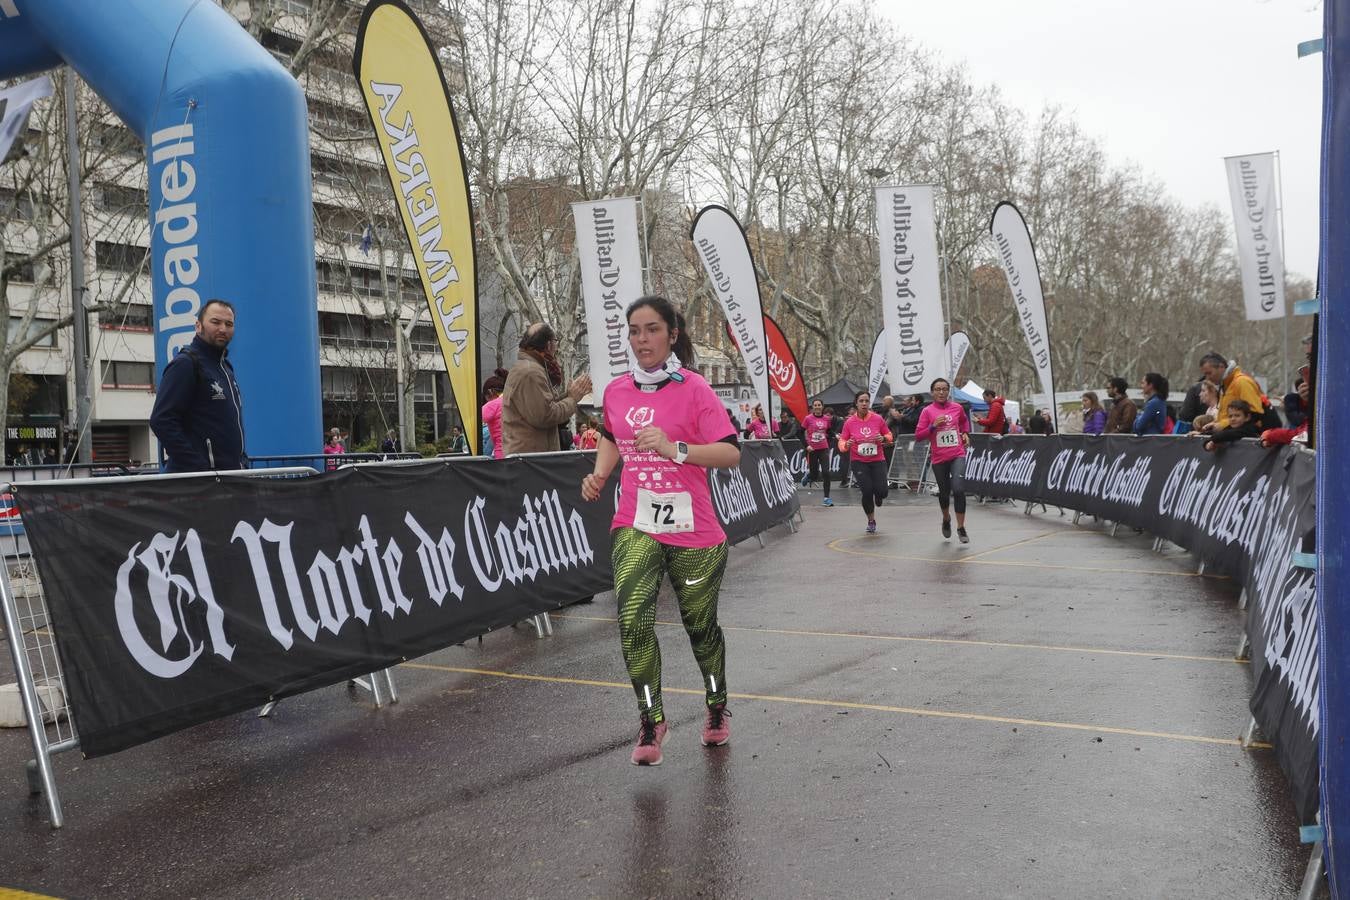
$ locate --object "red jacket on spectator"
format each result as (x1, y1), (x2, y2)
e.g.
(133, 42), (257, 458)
(976, 396), (1007, 434)
(1261, 424), (1308, 446)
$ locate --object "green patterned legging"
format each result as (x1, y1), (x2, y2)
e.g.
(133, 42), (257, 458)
(612, 527), (729, 724)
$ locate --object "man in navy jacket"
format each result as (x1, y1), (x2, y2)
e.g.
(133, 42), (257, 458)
(149, 299), (246, 472)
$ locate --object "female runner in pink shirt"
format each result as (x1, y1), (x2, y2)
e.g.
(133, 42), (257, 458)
(746, 404), (776, 439)
(582, 296), (741, 766)
(837, 391), (893, 533)
(801, 399), (835, 506)
(480, 369), (507, 459)
(914, 378), (972, 543)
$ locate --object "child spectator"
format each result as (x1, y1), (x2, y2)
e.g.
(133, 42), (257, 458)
(1204, 399), (1260, 452)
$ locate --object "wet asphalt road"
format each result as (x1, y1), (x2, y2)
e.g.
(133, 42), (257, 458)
(0, 487), (1317, 898)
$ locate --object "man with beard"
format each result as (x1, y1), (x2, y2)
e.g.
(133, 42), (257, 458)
(1103, 377), (1137, 435)
(501, 322), (592, 454)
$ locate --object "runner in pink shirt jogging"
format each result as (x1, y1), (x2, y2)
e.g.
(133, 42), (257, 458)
(581, 296), (741, 767)
(914, 377), (972, 543)
(801, 399), (835, 506)
(838, 391), (893, 533)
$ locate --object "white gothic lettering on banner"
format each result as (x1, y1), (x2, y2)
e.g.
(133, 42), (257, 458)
(945, 331), (971, 381)
(1224, 153), (1286, 321)
(990, 202), (1057, 432)
(867, 329), (887, 400)
(691, 206), (772, 417)
(875, 185), (944, 394)
(572, 197), (643, 396)
(114, 489), (594, 678)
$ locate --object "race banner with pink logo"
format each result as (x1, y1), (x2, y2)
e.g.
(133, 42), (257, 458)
(764, 314), (808, 422)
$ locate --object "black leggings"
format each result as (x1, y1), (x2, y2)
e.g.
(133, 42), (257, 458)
(933, 456), (967, 515)
(852, 460), (889, 516)
(807, 448), (831, 497)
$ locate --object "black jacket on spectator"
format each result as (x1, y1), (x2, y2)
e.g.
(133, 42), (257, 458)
(1177, 381), (1206, 424)
(1209, 419), (1262, 446)
(150, 335), (246, 472)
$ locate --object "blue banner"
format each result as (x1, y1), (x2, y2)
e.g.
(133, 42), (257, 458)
(0, 0), (322, 460)
(1321, 2), (1347, 893)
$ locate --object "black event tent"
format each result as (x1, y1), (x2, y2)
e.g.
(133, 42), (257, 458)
(811, 376), (867, 407)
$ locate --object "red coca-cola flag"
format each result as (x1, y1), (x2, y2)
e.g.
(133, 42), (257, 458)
(725, 315), (808, 422)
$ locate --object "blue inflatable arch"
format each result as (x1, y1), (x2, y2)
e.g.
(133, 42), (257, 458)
(0, 0), (321, 461)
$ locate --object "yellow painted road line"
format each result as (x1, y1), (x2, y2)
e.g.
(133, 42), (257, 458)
(400, 662), (1271, 749)
(0, 888), (61, 899)
(955, 529), (1060, 562)
(827, 537), (1229, 580)
(551, 614), (1247, 665)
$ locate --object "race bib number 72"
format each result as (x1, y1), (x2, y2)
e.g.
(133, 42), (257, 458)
(634, 488), (695, 534)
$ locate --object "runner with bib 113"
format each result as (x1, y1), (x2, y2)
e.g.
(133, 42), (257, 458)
(914, 377), (972, 543)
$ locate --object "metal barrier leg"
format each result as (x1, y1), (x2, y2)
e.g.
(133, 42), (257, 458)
(1072, 510), (1083, 525)
(1, 586), (64, 828)
(1238, 588), (1248, 610)
(1236, 631), (1250, 661)
(369, 668), (386, 708)
(1298, 817), (1325, 900)
(756, 532), (766, 548)
(1024, 500), (1033, 516)
(257, 700), (280, 718)
(542, 613), (554, 637)
(1197, 559), (1206, 576)
(1109, 521), (1120, 537)
(1241, 716), (1263, 749)
(381, 668), (399, 704)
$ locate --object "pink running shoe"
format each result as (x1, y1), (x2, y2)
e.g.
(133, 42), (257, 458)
(701, 703), (732, 747)
(631, 717), (668, 766)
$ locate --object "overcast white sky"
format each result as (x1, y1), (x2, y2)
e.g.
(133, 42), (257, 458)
(880, 0), (1324, 281)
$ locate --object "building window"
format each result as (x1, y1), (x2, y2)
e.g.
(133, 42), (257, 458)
(321, 366), (360, 399)
(8, 317), (57, 349)
(0, 187), (37, 222)
(316, 260), (348, 294)
(3, 252), (41, 284)
(93, 122), (142, 155)
(310, 98), (369, 137)
(99, 184), (148, 212)
(100, 303), (153, 332)
(95, 241), (149, 275)
(410, 324), (438, 353)
(274, 0), (312, 17)
(101, 361), (154, 390)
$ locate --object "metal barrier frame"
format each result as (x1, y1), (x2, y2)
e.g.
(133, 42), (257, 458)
(887, 438), (934, 494)
(0, 466), (401, 829)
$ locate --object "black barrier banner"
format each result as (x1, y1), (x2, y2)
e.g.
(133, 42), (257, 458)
(964, 434), (1319, 822)
(779, 438), (845, 481)
(710, 439), (801, 545)
(15, 442), (799, 758)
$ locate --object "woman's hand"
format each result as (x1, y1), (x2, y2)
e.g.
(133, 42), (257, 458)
(581, 472), (607, 502)
(634, 426), (676, 459)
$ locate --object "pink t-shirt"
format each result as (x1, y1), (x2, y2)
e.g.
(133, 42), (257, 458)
(915, 401), (970, 465)
(802, 414), (832, 450)
(748, 417), (776, 439)
(603, 370), (736, 548)
(838, 412), (889, 463)
(481, 396), (504, 459)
